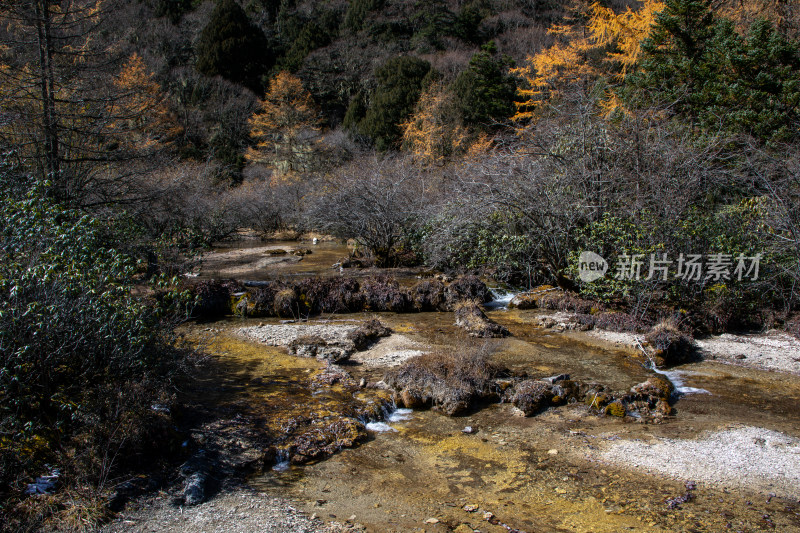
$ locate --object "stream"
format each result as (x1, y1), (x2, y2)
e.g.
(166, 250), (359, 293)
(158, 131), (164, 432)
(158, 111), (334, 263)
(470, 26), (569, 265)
(181, 240), (800, 532)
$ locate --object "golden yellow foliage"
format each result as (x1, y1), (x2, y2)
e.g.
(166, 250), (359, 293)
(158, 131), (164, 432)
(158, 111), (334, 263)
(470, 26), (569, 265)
(247, 71), (321, 179)
(401, 84), (470, 166)
(511, 0), (664, 122)
(589, 0), (664, 77)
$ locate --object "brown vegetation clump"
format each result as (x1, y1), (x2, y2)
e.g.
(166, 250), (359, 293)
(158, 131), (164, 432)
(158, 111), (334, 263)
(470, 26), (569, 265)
(347, 318), (391, 351)
(645, 320), (696, 367)
(510, 380), (555, 416)
(360, 276), (411, 312)
(273, 288), (300, 318)
(535, 290), (595, 314)
(249, 281), (285, 317)
(190, 279), (241, 319)
(444, 275), (493, 307)
(383, 343), (506, 416)
(296, 277), (364, 314)
(453, 300), (510, 338)
(289, 418), (367, 465)
(409, 279), (447, 311)
(593, 311), (647, 333)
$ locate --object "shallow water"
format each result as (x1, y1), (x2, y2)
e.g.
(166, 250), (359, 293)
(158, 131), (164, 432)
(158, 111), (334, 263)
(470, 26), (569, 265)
(189, 245), (800, 532)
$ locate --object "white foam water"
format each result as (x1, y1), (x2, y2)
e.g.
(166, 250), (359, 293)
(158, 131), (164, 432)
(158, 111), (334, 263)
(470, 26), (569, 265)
(272, 450), (291, 471)
(365, 407), (414, 432)
(653, 368), (711, 396)
(365, 421), (396, 432)
(485, 289), (517, 310)
(387, 408), (413, 422)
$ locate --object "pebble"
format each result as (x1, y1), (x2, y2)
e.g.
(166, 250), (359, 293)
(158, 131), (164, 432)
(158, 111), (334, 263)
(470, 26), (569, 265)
(425, 517), (440, 524)
(463, 504), (479, 512)
(462, 426), (475, 434)
(547, 449), (559, 455)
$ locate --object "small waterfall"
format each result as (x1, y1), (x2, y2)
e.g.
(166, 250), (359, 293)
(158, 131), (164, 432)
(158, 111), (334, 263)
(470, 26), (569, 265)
(360, 399), (414, 433)
(652, 367), (711, 396)
(272, 449), (291, 472)
(485, 289), (518, 310)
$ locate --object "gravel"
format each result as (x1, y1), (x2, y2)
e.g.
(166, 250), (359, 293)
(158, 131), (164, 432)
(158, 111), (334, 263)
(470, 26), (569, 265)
(695, 332), (800, 374)
(598, 425), (800, 498)
(104, 490), (363, 533)
(589, 328), (800, 375)
(238, 323), (425, 368)
(238, 324), (357, 347)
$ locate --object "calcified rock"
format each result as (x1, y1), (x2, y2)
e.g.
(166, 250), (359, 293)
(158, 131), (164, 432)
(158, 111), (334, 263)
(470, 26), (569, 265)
(453, 300), (510, 338)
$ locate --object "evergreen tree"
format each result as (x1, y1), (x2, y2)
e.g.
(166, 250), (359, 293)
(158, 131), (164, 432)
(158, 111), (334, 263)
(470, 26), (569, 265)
(628, 0), (718, 126)
(196, 0), (273, 93)
(452, 41), (517, 129)
(357, 56), (431, 151)
(721, 19), (800, 141)
(627, 0), (800, 141)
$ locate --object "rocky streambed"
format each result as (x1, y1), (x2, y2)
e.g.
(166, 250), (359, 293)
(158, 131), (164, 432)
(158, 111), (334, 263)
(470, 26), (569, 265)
(106, 241), (800, 532)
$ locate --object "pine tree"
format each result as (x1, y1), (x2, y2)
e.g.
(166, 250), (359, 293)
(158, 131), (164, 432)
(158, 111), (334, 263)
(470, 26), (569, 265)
(196, 0), (272, 93)
(627, 0), (719, 126)
(452, 42), (517, 130)
(357, 56), (431, 151)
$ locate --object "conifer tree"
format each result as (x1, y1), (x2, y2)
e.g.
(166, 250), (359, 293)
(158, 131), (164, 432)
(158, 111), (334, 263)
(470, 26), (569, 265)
(356, 56), (431, 151)
(196, 0), (272, 93)
(452, 42), (516, 129)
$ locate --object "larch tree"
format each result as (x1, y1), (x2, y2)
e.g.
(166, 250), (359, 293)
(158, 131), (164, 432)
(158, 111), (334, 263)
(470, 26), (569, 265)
(0, 1), (177, 204)
(246, 71), (322, 180)
(511, 0), (665, 122)
(401, 83), (469, 166)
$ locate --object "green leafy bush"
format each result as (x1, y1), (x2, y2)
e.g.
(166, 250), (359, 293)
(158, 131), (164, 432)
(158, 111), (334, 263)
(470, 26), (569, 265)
(0, 182), (187, 496)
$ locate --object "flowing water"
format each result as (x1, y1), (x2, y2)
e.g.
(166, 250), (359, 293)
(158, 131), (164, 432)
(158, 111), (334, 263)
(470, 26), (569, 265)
(187, 242), (800, 532)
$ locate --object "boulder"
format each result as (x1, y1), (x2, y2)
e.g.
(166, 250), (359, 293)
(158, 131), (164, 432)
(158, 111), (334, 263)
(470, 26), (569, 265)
(510, 380), (554, 416)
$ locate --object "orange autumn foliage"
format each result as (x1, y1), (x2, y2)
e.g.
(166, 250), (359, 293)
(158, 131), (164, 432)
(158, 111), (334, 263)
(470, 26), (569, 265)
(247, 71), (322, 179)
(512, 0), (664, 122)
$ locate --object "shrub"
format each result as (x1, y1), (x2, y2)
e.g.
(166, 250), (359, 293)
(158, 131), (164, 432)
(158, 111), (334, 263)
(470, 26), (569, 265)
(0, 185), (187, 509)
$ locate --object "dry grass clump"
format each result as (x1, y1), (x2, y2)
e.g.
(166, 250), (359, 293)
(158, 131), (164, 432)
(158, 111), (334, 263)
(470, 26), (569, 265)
(535, 290), (595, 314)
(296, 277), (364, 314)
(409, 279), (447, 311)
(383, 342), (506, 415)
(189, 279), (241, 319)
(593, 311), (647, 333)
(444, 275), (492, 307)
(360, 276), (410, 312)
(645, 319), (696, 367)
